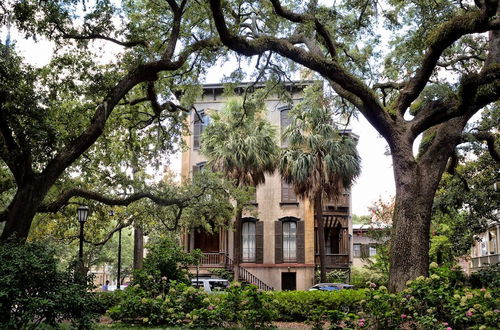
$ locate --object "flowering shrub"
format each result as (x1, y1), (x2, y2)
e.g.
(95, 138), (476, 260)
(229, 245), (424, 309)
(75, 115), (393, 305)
(105, 264), (498, 329)
(270, 289), (366, 322)
(358, 267), (500, 330)
(0, 240), (98, 329)
(108, 281), (212, 326)
(108, 281), (276, 328)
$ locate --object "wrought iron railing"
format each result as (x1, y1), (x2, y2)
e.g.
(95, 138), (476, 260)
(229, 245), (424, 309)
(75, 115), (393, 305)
(199, 252), (226, 266)
(238, 265), (274, 291)
(222, 254), (273, 291)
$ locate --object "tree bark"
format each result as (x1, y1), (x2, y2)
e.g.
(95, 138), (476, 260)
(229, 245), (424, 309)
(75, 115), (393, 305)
(133, 226), (144, 269)
(389, 169), (435, 292)
(388, 120), (464, 292)
(315, 193), (327, 283)
(233, 206), (243, 281)
(1, 181), (49, 241)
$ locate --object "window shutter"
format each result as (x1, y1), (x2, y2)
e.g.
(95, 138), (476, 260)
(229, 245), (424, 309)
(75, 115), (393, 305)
(275, 221), (283, 264)
(281, 180), (289, 202)
(281, 180), (297, 202)
(255, 221), (264, 264)
(296, 221), (305, 263)
(361, 244), (369, 258)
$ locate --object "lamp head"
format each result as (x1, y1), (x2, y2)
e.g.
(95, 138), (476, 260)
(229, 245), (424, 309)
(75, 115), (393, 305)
(77, 206), (89, 223)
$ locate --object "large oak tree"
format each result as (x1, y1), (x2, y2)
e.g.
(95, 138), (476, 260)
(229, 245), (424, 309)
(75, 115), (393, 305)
(206, 0), (500, 291)
(0, 0), (222, 241)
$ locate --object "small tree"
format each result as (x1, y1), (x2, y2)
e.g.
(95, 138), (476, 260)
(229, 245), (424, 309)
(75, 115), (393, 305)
(132, 236), (202, 295)
(279, 84), (361, 282)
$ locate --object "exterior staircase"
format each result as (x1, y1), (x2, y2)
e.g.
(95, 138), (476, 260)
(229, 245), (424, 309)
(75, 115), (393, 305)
(199, 253), (274, 291)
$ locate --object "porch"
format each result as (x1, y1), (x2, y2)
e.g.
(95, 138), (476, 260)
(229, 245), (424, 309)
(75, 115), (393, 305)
(315, 212), (351, 269)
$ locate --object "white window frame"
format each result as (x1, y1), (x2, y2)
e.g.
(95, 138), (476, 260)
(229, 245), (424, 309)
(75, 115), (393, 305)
(242, 221), (256, 262)
(283, 220), (297, 262)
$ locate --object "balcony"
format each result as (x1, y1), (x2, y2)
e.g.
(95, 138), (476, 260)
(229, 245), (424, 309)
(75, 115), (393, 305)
(471, 254), (500, 271)
(324, 194), (350, 210)
(315, 254), (350, 269)
(198, 252), (232, 268)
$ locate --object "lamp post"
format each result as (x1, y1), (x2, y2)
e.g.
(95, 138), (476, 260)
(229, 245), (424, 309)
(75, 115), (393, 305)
(77, 206), (89, 275)
(109, 210), (122, 290)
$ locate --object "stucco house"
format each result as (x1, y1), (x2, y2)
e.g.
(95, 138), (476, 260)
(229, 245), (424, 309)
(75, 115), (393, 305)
(180, 81), (357, 291)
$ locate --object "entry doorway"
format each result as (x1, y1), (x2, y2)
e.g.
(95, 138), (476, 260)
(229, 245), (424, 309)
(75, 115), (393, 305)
(194, 231), (219, 252)
(281, 272), (297, 291)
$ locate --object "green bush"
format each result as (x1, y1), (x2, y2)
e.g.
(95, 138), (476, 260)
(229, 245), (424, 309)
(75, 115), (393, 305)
(469, 262), (500, 290)
(350, 266), (387, 288)
(94, 290), (125, 315)
(208, 267), (234, 282)
(358, 267), (500, 330)
(109, 282), (276, 328)
(270, 289), (366, 322)
(132, 237), (202, 296)
(0, 239), (98, 329)
(314, 269), (349, 284)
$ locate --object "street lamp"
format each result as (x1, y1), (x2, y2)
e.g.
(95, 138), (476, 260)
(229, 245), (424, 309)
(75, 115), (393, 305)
(77, 206), (89, 274)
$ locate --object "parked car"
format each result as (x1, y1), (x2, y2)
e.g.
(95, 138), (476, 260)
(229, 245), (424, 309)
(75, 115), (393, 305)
(308, 283), (354, 291)
(191, 278), (230, 293)
(105, 283), (129, 292)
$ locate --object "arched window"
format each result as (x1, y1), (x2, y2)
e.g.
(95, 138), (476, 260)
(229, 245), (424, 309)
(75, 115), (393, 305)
(242, 219), (256, 262)
(282, 220), (297, 262)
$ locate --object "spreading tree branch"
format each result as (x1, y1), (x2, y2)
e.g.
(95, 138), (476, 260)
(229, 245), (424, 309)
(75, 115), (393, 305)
(208, 0), (394, 140)
(394, 6), (498, 115)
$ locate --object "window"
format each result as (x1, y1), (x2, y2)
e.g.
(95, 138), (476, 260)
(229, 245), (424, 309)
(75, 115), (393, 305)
(242, 220), (256, 262)
(369, 246), (377, 256)
(488, 228), (497, 254)
(280, 107), (291, 147)
(192, 162), (206, 178)
(283, 220), (297, 262)
(353, 244), (361, 257)
(281, 179), (298, 203)
(193, 110), (209, 149)
(480, 239), (487, 256)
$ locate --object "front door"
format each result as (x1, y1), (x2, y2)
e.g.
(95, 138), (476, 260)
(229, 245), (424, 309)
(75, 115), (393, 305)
(281, 272), (296, 291)
(194, 231), (219, 252)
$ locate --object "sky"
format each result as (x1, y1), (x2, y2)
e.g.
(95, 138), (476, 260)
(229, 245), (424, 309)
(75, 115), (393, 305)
(6, 28), (397, 217)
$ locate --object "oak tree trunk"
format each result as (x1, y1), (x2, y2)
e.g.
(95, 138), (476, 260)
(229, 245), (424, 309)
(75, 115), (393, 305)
(1, 182), (49, 241)
(388, 122), (462, 292)
(315, 193), (327, 283)
(133, 226), (144, 269)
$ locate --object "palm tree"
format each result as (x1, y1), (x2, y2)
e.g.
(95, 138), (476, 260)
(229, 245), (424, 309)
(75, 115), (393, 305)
(279, 85), (361, 283)
(201, 96), (279, 279)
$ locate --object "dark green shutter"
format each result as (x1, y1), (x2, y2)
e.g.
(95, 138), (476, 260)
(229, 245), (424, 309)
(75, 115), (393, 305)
(296, 221), (305, 263)
(255, 221), (264, 264)
(275, 221), (283, 264)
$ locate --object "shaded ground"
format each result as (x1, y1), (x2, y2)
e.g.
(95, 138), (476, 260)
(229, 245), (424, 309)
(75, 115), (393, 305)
(98, 316), (311, 329)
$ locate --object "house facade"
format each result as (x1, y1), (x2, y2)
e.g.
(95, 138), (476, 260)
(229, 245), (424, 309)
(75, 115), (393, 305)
(181, 82), (355, 291)
(469, 222), (499, 273)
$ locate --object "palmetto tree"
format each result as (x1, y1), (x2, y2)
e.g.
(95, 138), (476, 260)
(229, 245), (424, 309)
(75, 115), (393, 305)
(279, 85), (361, 282)
(201, 96), (279, 278)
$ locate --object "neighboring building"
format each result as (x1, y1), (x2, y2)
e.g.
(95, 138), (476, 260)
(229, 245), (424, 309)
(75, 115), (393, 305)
(352, 223), (389, 268)
(181, 81), (356, 291)
(469, 222), (499, 272)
